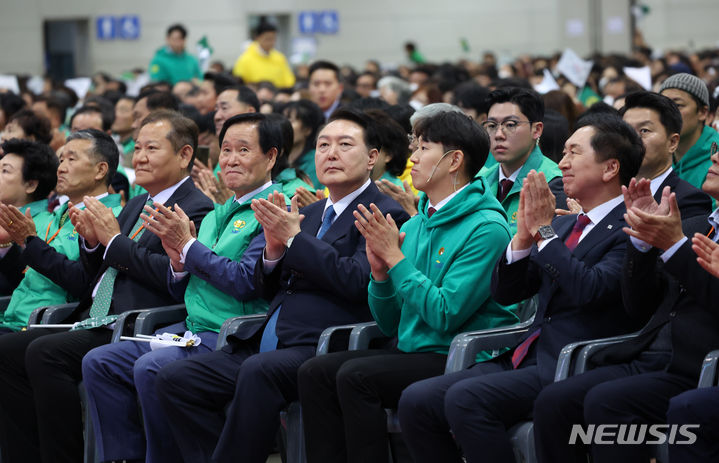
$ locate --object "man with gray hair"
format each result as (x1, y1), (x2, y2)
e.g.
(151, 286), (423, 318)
(0, 130), (124, 336)
(0, 112), (213, 463)
(408, 102), (464, 129)
(378, 76), (413, 106)
(659, 73), (719, 190)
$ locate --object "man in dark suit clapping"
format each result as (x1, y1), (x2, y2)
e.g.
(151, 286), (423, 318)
(620, 91), (712, 219)
(530, 91), (715, 463)
(563, 140), (719, 463)
(156, 108), (409, 463)
(0, 110), (213, 463)
(398, 114), (646, 463)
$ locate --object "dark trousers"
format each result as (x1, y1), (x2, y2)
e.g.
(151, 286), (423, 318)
(583, 370), (696, 463)
(667, 386), (719, 463)
(297, 348), (447, 463)
(533, 352), (669, 463)
(0, 327), (112, 463)
(81, 322), (218, 463)
(398, 354), (546, 463)
(156, 342), (316, 463)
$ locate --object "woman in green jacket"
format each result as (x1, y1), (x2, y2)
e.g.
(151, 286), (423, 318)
(282, 99), (324, 190)
(0, 138), (57, 298)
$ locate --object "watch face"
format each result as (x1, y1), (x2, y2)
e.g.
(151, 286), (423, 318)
(538, 225), (555, 239)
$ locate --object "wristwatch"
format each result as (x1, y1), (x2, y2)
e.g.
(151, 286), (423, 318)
(533, 225), (556, 243)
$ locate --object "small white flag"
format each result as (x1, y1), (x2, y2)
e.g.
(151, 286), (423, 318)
(557, 49), (594, 88)
(623, 66), (652, 91)
(534, 69), (561, 94)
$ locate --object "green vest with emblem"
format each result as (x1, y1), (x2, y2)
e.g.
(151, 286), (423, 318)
(0, 194), (123, 331)
(183, 184), (281, 333)
(478, 145), (562, 235)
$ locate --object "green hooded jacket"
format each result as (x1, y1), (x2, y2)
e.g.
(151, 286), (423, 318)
(368, 176), (519, 358)
(674, 125), (719, 191)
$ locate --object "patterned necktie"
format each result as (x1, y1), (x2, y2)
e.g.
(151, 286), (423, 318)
(512, 328), (541, 368)
(497, 179), (514, 202)
(259, 205), (338, 352)
(427, 207), (437, 218)
(73, 198), (153, 330)
(564, 214), (592, 251)
(58, 209), (69, 228)
(317, 207), (336, 239)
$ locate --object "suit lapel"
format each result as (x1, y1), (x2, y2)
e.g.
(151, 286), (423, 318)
(554, 214), (577, 242)
(682, 215), (712, 237)
(321, 183), (380, 244)
(653, 170), (678, 203)
(571, 202), (625, 260)
(137, 180), (193, 246)
(302, 199), (326, 238)
(122, 193), (149, 237)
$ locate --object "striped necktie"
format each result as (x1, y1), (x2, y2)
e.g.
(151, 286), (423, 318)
(72, 198), (153, 330)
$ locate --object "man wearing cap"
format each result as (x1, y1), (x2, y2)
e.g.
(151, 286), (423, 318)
(659, 73), (719, 190)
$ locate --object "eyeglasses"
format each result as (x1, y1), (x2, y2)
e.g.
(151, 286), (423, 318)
(482, 119), (533, 135)
(711, 141), (718, 157)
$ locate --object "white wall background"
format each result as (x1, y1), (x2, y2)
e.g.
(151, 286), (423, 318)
(0, 0), (716, 78)
(640, 0), (719, 54)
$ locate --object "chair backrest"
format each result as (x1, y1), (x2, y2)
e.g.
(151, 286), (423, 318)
(515, 295), (538, 323)
(215, 314), (266, 350)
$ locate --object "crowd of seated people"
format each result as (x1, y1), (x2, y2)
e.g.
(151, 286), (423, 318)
(1, 25), (719, 463)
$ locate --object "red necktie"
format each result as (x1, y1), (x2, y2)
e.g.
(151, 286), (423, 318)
(512, 328), (541, 368)
(427, 207), (436, 218)
(564, 214), (592, 251)
(497, 179), (514, 202)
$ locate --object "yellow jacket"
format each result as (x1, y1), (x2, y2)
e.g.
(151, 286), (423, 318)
(232, 42), (295, 88)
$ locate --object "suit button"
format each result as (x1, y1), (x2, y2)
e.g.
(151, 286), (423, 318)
(669, 311), (676, 317)
(287, 290), (293, 295)
(544, 316), (551, 323)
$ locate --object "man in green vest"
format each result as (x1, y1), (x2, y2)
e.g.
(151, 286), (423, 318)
(478, 88), (564, 234)
(80, 112), (282, 463)
(659, 73), (719, 190)
(0, 130), (123, 333)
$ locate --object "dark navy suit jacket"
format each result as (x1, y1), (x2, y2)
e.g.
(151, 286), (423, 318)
(225, 182), (410, 351)
(491, 202), (645, 382)
(656, 169), (712, 219)
(593, 214), (719, 380)
(550, 170), (710, 219)
(24, 179), (213, 320)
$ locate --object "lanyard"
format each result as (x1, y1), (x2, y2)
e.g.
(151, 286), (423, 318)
(130, 207), (159, 240)
(44, 211), (69, 245)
